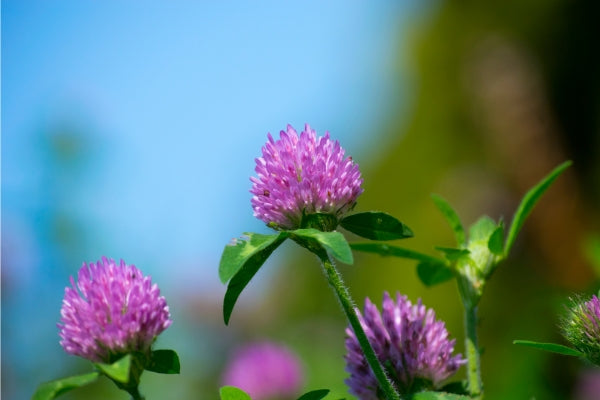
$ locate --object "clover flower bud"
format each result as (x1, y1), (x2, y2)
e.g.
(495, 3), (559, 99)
(562, 294), (600, 366)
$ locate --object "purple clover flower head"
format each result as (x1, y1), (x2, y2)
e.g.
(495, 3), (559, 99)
(562, 294), (600, 366)
(345, 292), (466, 398)
(251, 124), (363, 231)
(221, 342), (304, 400)
(58, 257), (172, 363)
(573, 368), (600, 400)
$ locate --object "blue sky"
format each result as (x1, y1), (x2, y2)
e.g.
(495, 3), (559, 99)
(3, 0), (425, 287)
(2, 1), (427, 397)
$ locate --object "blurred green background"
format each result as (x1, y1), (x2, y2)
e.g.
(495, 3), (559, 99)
(3, 1), (599, 399)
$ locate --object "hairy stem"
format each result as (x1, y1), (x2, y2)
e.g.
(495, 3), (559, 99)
(319, 253), (402, 400)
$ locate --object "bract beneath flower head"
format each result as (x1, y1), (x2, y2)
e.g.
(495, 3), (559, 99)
(250, 124), (363, 231)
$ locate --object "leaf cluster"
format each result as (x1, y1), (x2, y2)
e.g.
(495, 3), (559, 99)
(219, 212), (413, 324)
(351, 161), (571, 307)
(219, 386), (331, 400)
(216, 160), (571, 399)
(218, 385), (474, 400)
(32, 350), (180, 400)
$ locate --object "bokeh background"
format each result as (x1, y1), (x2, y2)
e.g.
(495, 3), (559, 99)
(2, 1), (599, 399)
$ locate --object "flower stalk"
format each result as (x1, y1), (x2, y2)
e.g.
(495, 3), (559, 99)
(456, 274), (483, 398)
(318, 251), (402, 400)
(464, 304), (482, 399)
(123, 386), (144, 400)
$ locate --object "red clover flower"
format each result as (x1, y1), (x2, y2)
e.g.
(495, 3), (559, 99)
(250, 124), (363, 231)
(221, 342), (304, 400)
(58, 257), (172, 363)
(573, 368), (600, 400)
(345, 292), (465, 398)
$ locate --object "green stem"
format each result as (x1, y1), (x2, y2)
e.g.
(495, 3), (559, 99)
(127, 387), (145, 400)
(114, 381), (144, 400)
(114, 380), (144, 400)
(319, 253), (402, 400)
(464, 305), (482, 399)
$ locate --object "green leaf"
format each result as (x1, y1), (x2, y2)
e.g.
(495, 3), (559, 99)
(439, 380), (469, 395)
(32, 372), (100, 400)
(417, 261), (454, 286)
(223, 234), (288, 324)
(350, 243), (452, 286)
(219, 232), (287, 283)
(94, 354), (131, 383)
(340, 211), (413, 240)
(297, 389), (330, 400)
(464, 217), (500, 278)
(504, 161), (572, 256)
(468, 216), (497, 242)
(410, 391), (472, 400)
(350, 243), (446, 265)
(146, 349), (180, 374)
(435, 246), (470, 261)
(513, 340), (583, 357)
(431, 194), (466, 247)
(291, 229), (353, 264)
(219, 386), (252, 400)
(487, 225), (504, 256)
